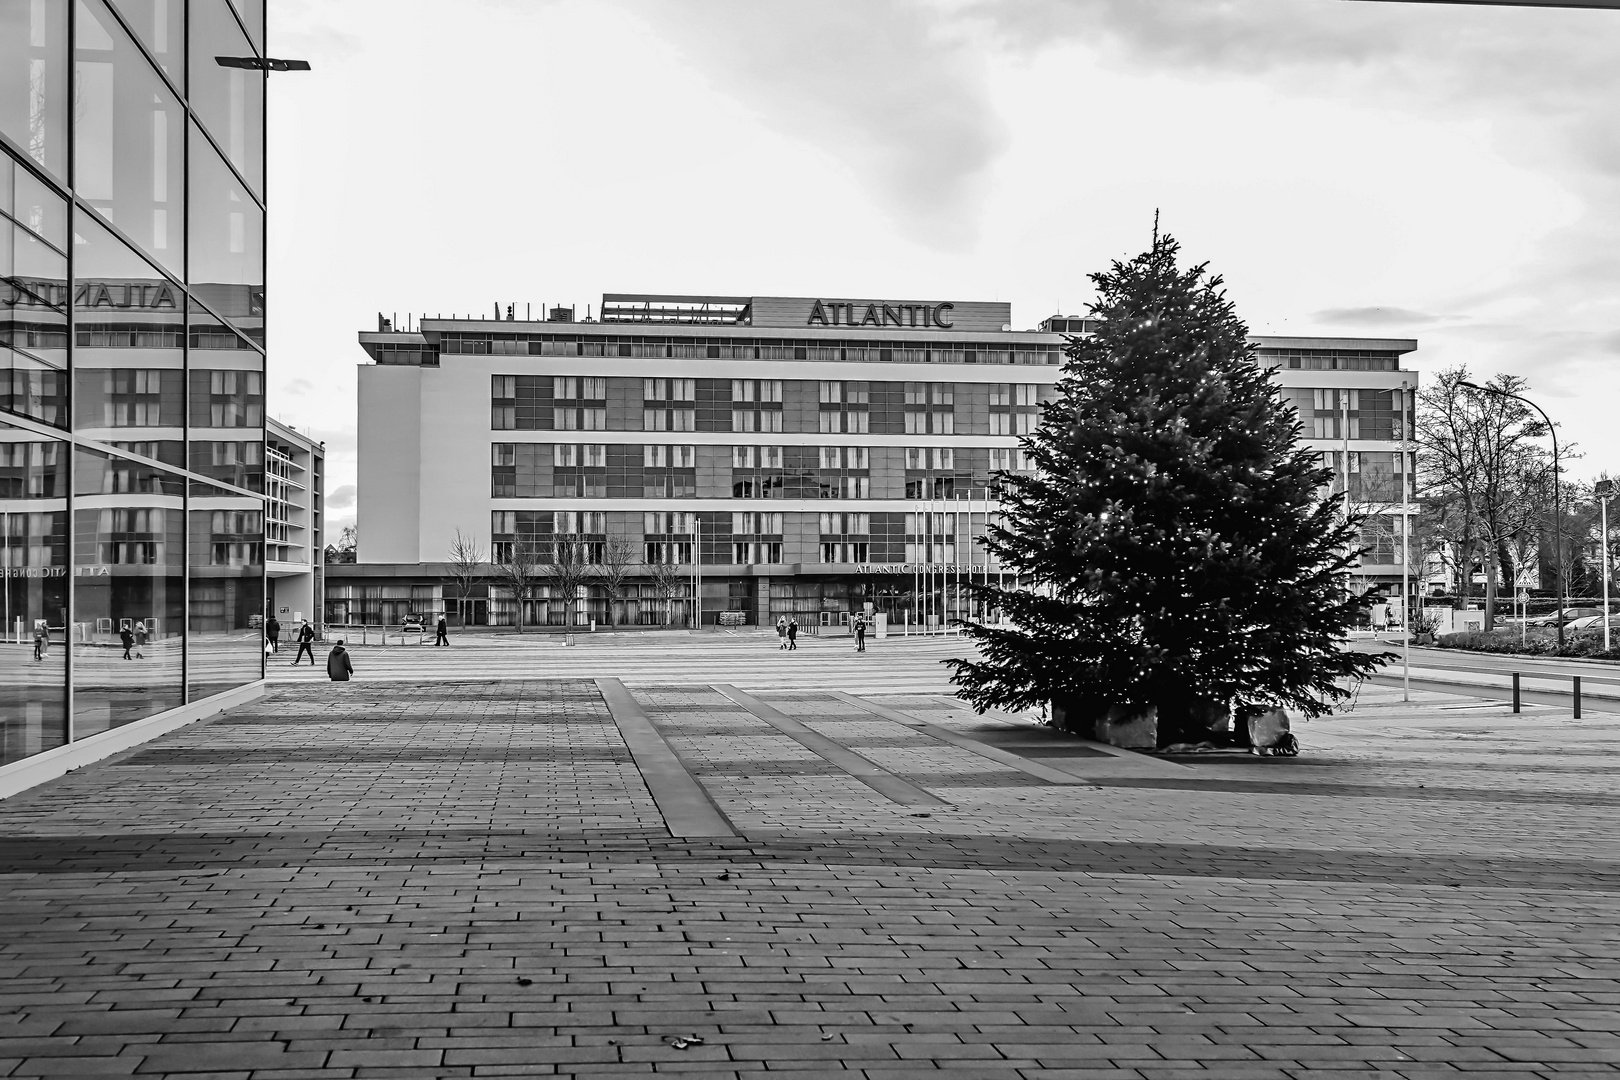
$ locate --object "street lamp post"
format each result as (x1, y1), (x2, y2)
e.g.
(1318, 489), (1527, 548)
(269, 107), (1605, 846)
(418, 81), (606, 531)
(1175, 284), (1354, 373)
(1457, 381), (1565, 646)
(1597, 479), (1615, 652)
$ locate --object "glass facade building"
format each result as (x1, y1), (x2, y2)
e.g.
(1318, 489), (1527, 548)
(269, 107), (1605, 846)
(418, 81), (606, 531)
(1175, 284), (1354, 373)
(3, 0), (266, 769)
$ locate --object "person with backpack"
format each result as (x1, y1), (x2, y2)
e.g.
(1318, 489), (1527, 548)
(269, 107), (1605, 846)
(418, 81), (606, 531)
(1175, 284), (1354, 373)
(776, 615), (788, 650)
(327, 639), (353, 681)
(265, 615), (281, 654)
(291, 620), (317, 665)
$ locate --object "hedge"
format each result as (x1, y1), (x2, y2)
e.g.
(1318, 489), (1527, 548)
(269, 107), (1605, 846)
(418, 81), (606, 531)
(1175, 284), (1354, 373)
(1434, 631), (1620, 661)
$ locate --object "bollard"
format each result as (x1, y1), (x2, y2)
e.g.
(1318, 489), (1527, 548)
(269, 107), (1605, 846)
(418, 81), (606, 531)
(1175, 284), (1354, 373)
(1574, 675), (1582, 720)
(1512, 672), (1520, 714)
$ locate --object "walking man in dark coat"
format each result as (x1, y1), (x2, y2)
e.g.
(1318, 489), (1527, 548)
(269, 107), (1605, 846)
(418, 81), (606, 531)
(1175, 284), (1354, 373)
(119, 625), (134, 660)
(854, 615), (866, 653)
(327, 639), (353, 681)
(292, 620), (316, 665)
(435, 615), (449, 646)
(787, 617), (798, 650)
(266, 615), (281, 654)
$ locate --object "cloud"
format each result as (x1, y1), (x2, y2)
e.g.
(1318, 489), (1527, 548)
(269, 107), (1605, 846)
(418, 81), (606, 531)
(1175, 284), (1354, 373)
(280, 378), (314, 396)
(1312, 306), (1446, 327)
(629, 0), (1008, 249)
(327, 484), (356, 511)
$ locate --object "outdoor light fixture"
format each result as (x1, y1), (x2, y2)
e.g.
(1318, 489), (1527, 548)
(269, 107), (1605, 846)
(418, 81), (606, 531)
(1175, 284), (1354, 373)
(215, 56), (311, 71)
(1457, 380), (1566, 646)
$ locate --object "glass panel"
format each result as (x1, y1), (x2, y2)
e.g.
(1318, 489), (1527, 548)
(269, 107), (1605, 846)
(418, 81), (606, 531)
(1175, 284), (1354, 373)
(4, 156), (69, 249)
(0, 419), (68, 765)
(114, 0), (187, 84)
(187, 312), (263, 494)
(0, 0), (70, 182)
(72, 213), (185, 466)
(188, 122), (264, 339)
(71, 443), (185, 736)
(188, 474), (262, 699)
(73, 0), (186, 275)
(187, 0), (263, 193)
(228, 0), (263, 51)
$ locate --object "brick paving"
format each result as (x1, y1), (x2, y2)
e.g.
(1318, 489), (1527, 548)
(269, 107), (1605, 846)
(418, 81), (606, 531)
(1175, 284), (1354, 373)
(1, 665), (1618, 1078)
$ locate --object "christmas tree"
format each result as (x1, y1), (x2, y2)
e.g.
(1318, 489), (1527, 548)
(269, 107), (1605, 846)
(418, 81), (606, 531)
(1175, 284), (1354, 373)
(949, 232), (1388, 745)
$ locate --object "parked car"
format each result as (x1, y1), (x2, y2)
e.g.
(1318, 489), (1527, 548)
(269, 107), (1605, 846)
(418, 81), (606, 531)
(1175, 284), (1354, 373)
(1528, 606), (1603, 627)
(1567, 613), (1620, 632)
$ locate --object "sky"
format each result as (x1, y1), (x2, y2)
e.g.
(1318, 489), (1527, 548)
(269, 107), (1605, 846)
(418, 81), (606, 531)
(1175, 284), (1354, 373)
(264, 0), (1620, 534)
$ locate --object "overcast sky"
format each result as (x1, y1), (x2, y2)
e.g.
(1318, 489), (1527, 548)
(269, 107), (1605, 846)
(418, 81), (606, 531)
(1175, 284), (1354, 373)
(265, 0), (1620, 533)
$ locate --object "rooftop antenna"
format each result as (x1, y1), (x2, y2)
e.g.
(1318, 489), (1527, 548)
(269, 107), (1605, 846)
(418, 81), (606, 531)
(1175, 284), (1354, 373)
(526, 302), (531, 320)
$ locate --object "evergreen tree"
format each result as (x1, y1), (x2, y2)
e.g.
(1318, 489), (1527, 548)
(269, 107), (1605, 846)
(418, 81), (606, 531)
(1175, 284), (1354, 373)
(949, 233), (1388, 744)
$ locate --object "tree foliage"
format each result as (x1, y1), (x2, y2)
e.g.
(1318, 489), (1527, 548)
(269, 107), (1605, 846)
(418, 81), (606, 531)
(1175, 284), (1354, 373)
(948, 233), (1387, 743)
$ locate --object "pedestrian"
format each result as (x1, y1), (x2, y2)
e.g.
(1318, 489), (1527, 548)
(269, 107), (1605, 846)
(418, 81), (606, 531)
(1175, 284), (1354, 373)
(33, 625), (46, 662)
(266, 615), (281, 654)
(292, 619), (316, 665)
(855, 615), (866, 653)
(326, 638), (353, 681)
(776, 615), (788, 650)
(119, 624), (134, 660)
(435, 614), (449, 646)
(787, 617), (798, 651)
(133, 621), (146, 659)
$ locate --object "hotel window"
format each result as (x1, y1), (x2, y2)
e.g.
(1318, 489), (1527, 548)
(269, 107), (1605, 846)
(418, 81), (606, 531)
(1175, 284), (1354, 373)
(988, 413), (1011, 435)
(732, 379), (782, 403)
(732, 408), (783, 433)
(731, 512), (784, 564)
(1013, 384), (1042, 407)
(989, 384), (1010, 406)
(989, 448), (1014, 473)
(904, 513), (957, 564)
(1014, 412), (1037, 435)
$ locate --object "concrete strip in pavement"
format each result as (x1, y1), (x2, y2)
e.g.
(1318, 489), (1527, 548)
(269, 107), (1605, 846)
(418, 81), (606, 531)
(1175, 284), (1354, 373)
(839, 692), (1193, 779)
(595, 678), (738, 839)
(711, 684), (947, 808)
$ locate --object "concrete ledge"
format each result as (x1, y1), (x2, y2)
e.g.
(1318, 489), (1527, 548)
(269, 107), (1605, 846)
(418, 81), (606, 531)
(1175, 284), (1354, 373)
(595, 678), (737, 839)
(0, 680), (267, 802)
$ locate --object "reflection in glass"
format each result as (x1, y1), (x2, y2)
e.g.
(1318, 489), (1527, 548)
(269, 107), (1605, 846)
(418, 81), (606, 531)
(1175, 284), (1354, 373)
(0, 1), (70, 182)
(4, 157), (70, 249)
(0, 420), (68, 765)
(71, 444), (185, 736)
(229, 0), (265, 52)
(188, 475), (262, 699)
(114, 0), (188, 85)
(3, 171), (69, 427)
(73, 0), (187, 276)
(72, 214), (185, 467)
(188, 124), (263, 336)
(187, 0), (264, 193)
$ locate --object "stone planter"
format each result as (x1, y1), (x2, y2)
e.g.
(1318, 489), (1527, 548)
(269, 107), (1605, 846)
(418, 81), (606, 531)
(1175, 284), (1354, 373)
(1052, 700), (1158, 749)
(1245, 707), (1296, 751)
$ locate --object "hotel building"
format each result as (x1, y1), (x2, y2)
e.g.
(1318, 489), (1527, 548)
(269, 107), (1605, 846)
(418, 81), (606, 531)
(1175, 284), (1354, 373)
(266, 417), (323, 629)
(3, 0), (269, 784)
(339, 295), (1417, 630)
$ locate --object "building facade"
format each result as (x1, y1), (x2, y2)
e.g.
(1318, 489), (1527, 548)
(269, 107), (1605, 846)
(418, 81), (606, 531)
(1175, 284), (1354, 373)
(339, 295), (1416, 631)
(266, 418), (323, 629)
(3, 0), (267, 773)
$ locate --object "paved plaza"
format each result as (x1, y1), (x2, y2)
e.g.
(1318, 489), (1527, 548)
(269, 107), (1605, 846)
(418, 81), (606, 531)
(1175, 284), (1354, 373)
(2, 634), (1619, 1078)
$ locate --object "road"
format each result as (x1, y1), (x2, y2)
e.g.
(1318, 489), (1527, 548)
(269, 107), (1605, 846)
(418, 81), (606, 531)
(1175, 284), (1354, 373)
(1353, 637), (1620, 711)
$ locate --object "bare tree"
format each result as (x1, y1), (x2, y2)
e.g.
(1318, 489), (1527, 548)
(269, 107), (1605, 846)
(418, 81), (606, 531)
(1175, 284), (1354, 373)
(540, 532), (597, 637)
(594, 532), (640, 628)
(445, 529), (487, 626)
(495, 537), (542, 633)
(1418, 368), (1556, 629)
(647, 556), (688, 626)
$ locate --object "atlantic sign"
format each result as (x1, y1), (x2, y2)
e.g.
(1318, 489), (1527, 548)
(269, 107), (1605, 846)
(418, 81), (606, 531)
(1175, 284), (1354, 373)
(807, 300), (953, 329)
(747, 297), (1013, 333)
